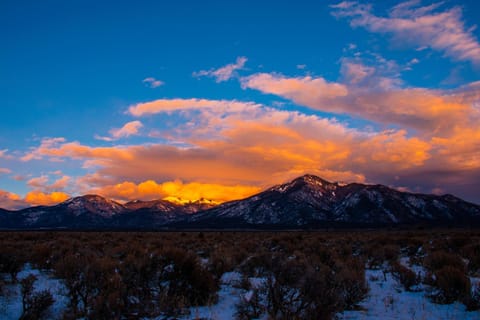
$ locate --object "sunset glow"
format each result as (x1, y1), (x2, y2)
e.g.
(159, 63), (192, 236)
(1, 0), (479, 209)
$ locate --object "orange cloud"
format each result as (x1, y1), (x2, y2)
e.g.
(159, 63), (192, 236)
(22, 139), (134, 163)
(21, 98), (441, 197)
(89, 180), (261, 203)
(357, 130), (431, 169)
(241, 73), (348, 103)
(432, 127), (480, 170)
(17, 93), (480, 203)
(26, 175), (71, 193)
(24, 191), (69, 207)
(242, 71), (476, 132)
(0, 190), (25, 210)
(50, 175), (71, 190)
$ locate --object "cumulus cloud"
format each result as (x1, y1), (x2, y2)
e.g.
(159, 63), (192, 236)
(13, 72), (480, 205)
(27, 176), (49, 189)
(0, 174), (72, 209)
(22, 97), (446, 204)
(26, 175), (71, 193)
(330, 1), (480, 65)
(0, 190), (27, 210)
(193, 56), (247, 82)
(0, 188), (70, 209)
(24, 191), (69, 207)
(88, 180), (261, 203)
(142, 77), (164, 88)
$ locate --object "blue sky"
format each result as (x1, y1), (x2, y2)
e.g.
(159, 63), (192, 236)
(1, 0), (480, 208)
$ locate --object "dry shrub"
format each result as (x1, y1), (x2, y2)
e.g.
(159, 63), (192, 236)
(425, 251), (465, 272)
(430, 266), (471, 304)
(365, 244), (399, 269)
(235, 289), (264, 320)
(158, 248), (219, 315)
(461, 243), (480, 275)
(337, 258), (369, 309)
(464, 283), (480, 311)
(390, 261), (419, 291)
(20, 274), (54, 320)
(239, 252), (274, 277)
(0, 248), (24, 282)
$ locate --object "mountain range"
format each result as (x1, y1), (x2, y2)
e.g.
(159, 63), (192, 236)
(1, 175), (479, 229)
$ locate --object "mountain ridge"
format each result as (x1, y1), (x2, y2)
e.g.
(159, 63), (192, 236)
(1, 174), (479, 229)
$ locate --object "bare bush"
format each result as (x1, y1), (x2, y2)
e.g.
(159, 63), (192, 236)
(430, 266), (471, 304)
(20, 274), (54, 320)
(390, 261), (419, 291)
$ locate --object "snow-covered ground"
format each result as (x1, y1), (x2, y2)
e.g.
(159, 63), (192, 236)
(0, 264), (68, 320)
(177, 272), (243, 320)
(1, 262), (479, 319)
(338, 268), (478, 320)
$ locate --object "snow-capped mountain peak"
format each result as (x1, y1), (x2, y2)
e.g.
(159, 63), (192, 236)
(1, 174), (479, 229)
(62, 195), (125, 217)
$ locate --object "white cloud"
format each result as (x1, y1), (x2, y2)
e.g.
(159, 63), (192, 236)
(331, 1), (480, 65)
(142, 77), (164, 88)
(193, 56), (248, 82)
(95, 121), (143, 141)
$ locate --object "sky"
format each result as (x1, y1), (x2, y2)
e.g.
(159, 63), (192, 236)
(1, 0), (480, 209)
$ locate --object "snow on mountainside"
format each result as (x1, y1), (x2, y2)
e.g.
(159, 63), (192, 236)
(63, 195), (125, 217)
(0, 174), (479, 229)
(190, 174), (480, 228)
(123, 199), (181, 212)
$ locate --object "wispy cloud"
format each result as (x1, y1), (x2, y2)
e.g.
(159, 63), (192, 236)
(0, 168), (11, 174)
(0, 149), (13, 160)
(241, 57), (479, 134)
(331, 1), (480, 65)
(95, 121), (143, 141)
(21, 137), (66, 162)
(142, 77), (164, 88)
(128, 98), (260, 117)
(193, 56), (247, 82)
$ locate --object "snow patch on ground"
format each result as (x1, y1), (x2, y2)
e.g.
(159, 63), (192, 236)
(177, 272), (243, 320)
(338, 268), (478, 320)
(0, 264), (68, 319)
(2, 264), (478, 320)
